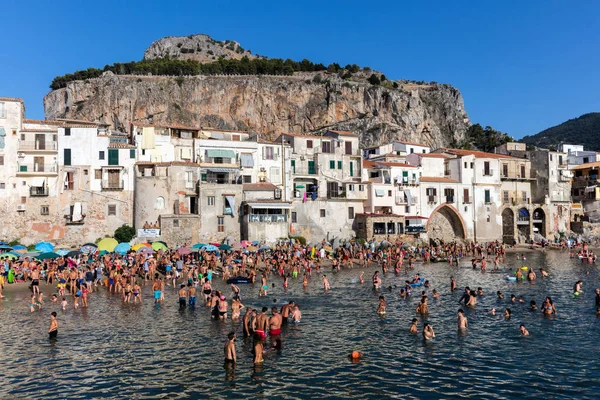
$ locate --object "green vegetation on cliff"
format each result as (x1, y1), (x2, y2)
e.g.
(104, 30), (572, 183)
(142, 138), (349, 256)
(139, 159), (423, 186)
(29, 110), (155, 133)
(457, 123), (513, 152)
(50, 56), (340, 90)
(520, 112), (600, 151)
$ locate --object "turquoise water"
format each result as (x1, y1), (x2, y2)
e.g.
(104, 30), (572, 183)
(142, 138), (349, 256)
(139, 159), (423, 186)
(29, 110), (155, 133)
(0, 250), (599, 399)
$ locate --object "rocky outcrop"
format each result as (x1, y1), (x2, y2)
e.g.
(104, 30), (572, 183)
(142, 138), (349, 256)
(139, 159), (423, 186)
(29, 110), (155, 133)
(144, 34), (256, 63)
(44, 71), (470, 148)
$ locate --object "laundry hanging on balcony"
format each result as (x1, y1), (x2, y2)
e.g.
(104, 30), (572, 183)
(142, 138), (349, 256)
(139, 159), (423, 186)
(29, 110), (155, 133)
(404, 189), (413, 206)
(240, 153), (254, 168)
(519, 209), (530, 217)
(224, 196), (236, 217)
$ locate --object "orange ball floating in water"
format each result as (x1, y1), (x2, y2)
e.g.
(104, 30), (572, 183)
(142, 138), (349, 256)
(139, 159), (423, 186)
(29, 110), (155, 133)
(350, 351), (362, 359)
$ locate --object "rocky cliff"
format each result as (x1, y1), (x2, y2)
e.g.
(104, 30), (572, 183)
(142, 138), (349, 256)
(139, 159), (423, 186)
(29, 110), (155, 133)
(144, 34), (256, 63)
(44, 71), (470, 147)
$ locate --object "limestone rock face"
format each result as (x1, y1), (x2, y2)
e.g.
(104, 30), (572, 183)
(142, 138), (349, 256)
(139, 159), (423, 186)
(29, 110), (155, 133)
(44, 72), (470, 148)
(143, 34), (256, 63)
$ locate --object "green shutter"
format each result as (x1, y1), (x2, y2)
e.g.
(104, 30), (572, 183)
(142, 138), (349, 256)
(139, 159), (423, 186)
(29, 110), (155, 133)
(64, 149), (71, 166)
(337, 161), (342, 170)
(291, 159), (295, 173)
(485, 190), (491, 203)
(350, 161), (354, 176)
(108, 149), (119, 166)
(402, 171), (408, 177)
(308, 160), (315, 174)
(130, 149), (135, 159)
(329, 160), (335, 169)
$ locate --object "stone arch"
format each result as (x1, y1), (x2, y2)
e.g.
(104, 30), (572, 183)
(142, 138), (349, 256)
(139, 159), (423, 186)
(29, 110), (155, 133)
(426, 204), (466, 242)
(501, 207), (515, 244)
(533, 207), (546, 238)
(517, 207), (530, 241)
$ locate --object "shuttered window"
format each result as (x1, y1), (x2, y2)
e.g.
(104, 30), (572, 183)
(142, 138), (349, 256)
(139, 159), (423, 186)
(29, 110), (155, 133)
(108, 149), (119, 166)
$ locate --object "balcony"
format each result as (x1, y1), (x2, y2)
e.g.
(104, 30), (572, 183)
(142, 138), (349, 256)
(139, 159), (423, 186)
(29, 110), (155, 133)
(427, 196), (438, 204)
(101, 180), (124, 191)
(17, 164), (58, 175)
(30, 186), (49, 196)
(248, 214), (288, 223)
(483, 169), (494, 176)
(18, 141), (57, 151)
(64, 215), (85, 225)
(445, 196), (454, 203)
(463, 196), (471, 204)
(517, 216), (530, 225)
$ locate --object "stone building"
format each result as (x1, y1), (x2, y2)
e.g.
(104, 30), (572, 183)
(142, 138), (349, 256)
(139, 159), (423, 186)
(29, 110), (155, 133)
(241, 182), (291, 243)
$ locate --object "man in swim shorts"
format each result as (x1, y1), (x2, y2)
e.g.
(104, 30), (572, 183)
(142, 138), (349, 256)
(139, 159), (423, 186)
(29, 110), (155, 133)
(48, 311), (58, 339)
(152, 278), (162, 303)
(255, 307), (269, 339)
(178, 284), (187, 309)
(269, 307), (282, 336)
(281, 301), (294, 325)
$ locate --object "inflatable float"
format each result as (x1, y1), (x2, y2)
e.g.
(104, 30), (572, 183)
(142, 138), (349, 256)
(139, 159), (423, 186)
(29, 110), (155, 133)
(227, 276), (253, 284)
(410, 278), (425, 287)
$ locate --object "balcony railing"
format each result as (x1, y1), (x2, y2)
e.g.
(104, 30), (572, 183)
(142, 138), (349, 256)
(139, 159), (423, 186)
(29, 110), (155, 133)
(248, 214), (288, 223)
(427, 196), (438, 204)
(101, 180), (124, 191)
(18, 164), (58, 173)
(445, 196), (454, 203)
(517, 216), (530, 225)
(395, 194), (407, 205)
(483, 169), (494, 176)
(64, 215), (85, 225)
(30, 186), (49, 196)
(19, 141), (58, 151)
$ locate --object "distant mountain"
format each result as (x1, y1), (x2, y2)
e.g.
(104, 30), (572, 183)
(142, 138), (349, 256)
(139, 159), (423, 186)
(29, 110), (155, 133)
(520, 112), (600, 151)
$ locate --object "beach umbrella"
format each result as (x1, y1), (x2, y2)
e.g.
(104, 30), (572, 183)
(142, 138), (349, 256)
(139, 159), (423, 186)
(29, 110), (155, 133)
(0, 253), (18, 260)
(35, 242), (54, 253)
(21, 251), (41, 259)
(80, 244), (97, 254)
(55, 249), (69, 256)
(132, 243), (151, 251)
(36, 252), (60, 260)
(177, 247), (192, 255)
(138, 247), (153, 254)
(219, 244), (232, 251)
(258, 245), (271, 251)
(115, 243), (131, 255)
(251, 241), (260, 245)
(201, 244), (218, 252)
(191, 243), (206, 249)
(231, 242), (243, 250)
(98, 250), (108, 256)
(97, 238), (118, 252)
(0, 245), (13, 250)
(151, 242), (168, 252)
(240, 240), (251, 248)
(246, 245), (258, 252)
(12, 244), (26, 251)
(66, 250), (81, 258)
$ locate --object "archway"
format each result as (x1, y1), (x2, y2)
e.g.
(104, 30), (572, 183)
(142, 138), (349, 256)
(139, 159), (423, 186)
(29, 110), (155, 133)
(501, 208), (514, 244)
(532, 208), (546, 238)
(517, 207), (530, 241)
(427, 205), (466, 243)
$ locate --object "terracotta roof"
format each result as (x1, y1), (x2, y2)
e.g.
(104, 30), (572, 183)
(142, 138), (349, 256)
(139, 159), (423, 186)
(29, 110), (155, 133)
(257, 138), (281, 144)
(23, 119), (64, 125)
(108, 143), (136, 149)
(136, 161), (199, 167)
(0, 97), (24, 102)
(363, 160), (377, 168)
(419, 176), (459, 183)
(571, 161), (600, 171)
(328, 130), (357, 137)
(416, 153), (451, 158)
(405, 215), (428, 220)
(440, 148), (515, 160)
(19, 129), (58, 133)
(356, 213), (405, 218)
(243, 183), (278, 191)
(375, 162), (415, 168)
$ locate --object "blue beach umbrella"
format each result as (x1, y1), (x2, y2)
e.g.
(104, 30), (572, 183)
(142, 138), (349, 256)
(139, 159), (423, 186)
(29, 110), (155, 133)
(192, 243), (206, 249)
(201, 244), (218, 252)
(55, 249), (69, 256)
(12, 245), (26, 251)
(35, 242), (54, 253)
(115, 243), (131, 255)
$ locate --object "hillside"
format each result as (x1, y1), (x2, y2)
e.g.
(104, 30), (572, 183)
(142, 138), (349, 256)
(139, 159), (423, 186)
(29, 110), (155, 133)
(520, 112), (600, 151)
(44, 34), (471, 148)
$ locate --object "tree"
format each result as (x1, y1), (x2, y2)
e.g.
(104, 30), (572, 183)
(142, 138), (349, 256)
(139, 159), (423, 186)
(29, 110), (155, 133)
(367, 73), (381, 85)
(380, 74), (387, 82)
(114, 224), (136, 243)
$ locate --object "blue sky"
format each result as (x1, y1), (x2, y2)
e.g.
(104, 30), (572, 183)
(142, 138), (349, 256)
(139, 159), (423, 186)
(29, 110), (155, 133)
(2, 0), (599, 139)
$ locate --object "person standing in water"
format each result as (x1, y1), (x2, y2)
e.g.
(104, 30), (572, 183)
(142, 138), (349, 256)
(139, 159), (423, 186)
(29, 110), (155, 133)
(224, 331), (236, 364)
(457, 309), (468, 329)
(48, 312), (58, 339)
(422, 323), (435, 340)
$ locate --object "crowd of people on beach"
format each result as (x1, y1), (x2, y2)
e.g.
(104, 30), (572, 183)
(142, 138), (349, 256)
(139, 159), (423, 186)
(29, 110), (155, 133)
(1, 237), (599, 366)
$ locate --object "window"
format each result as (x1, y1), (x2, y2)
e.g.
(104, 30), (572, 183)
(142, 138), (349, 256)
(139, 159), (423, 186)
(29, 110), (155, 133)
(350, 161), (354, 177)
(22, 181), (26, 186)
(470, 162), (474, 169)
(308, 160), (316, 174)
(405, 205), (410, 213)
(484, 189), (491, 203)
(208, 196), (215, 206)
(427, 187), (437, 203)
(173, 219), (179, 228)
(463, 188), (470, 203)
(217, 217), (225, 232)
(503, 191), (509, 203)
(65, 172), (74, 190)
(155, 197), (165, 210)
(95, 169), (102, 179)
(348, 184), (354, 191)
(487, 215), (491, 223)
(243, 175), (252, 183)
(83, 169), (88, 176)
(345, 141), (352, 155)
(64, 128), (71, 136)
(422, 149), (426, 153)
(483, 161), (490, 176)
(359, 184), (364, 191)
(291, 212), (297, 223)
(41, 205), (49, 215)
(0, 183), (4, 189)
(464, 161), (467, 169)
(348, 207), (354, 219)
(0, 155), (3, 165)
(306, 140), (313, 149)
(108, 149), (119, 166)
(264, 146), (274, 160)
(64, 149), (71, 166)
(107, 204), (117, 216)
(274, 189), (282, 199)
(520, 165), (526, 178)
(388, 190), (392, 197)
(21, 196), (27, 204)
(322, 141), (332, 153)
(320, 209), (326, 218)
(291, 160), (295, 173)
(337, 161), (342, 170)
(502, 164), (508, 177)
(522, 191), (527, 202)
(130, 149), (135, 159)
(329, 160), (335, 169)
(444, 188), (454, 203)
(0, 102), (4, 118)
